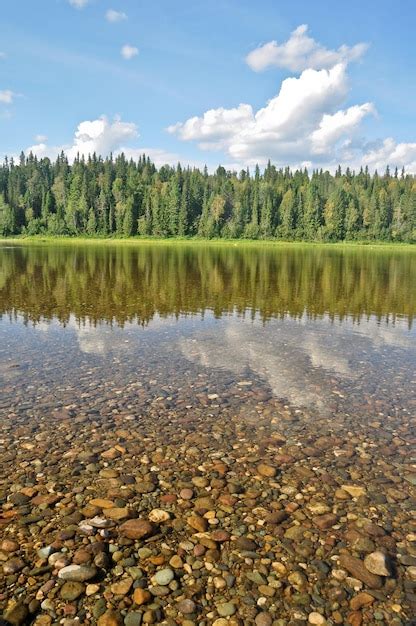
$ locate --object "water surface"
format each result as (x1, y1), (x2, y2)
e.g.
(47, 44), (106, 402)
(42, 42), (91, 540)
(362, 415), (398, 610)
(1, 242), (415, 422)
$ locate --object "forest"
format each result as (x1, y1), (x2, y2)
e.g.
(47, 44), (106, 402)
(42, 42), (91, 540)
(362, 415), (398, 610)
(0, 152), (415, 241)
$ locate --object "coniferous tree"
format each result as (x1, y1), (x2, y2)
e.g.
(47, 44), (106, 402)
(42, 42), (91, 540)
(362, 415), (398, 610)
(0, 152), (414, 242)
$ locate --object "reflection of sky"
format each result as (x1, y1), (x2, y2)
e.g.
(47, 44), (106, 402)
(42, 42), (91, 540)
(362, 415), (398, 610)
(2, 311), (415, 414)
(179, 314), (415, 412)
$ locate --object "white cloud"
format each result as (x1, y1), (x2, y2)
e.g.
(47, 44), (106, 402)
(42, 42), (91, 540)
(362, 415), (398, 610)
(169, 63), (373, 167)
(360, 138), (416, 173)
(168, 31), (416, 174)
(121, 45), (139, 60)
(0, 90), (16, 104)
(0, 52), (6, 59)
(246, 24), (368, 73)
(24, 116), (200, 169)
(106, 9), (127, 23)
(310, 103), (376, 154)
(168, 104), (253, 148)
(26, 115), (138, 160)
(68, 0), (89, 8)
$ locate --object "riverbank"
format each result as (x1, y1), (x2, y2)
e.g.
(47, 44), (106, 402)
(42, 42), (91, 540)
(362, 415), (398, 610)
(1, 235), (415, 251)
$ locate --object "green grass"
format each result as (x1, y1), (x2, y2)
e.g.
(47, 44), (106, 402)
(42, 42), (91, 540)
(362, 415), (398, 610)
(0, 234), (415, 250)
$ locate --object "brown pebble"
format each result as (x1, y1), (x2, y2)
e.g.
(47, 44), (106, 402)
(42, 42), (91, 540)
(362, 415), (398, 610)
(119, 519), (154, 539)
(350, 592), (374, 611)
(97, 610), (124, 626)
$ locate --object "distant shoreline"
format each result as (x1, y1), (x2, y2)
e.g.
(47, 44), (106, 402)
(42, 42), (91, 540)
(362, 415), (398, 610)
(1, 235), (415, 250)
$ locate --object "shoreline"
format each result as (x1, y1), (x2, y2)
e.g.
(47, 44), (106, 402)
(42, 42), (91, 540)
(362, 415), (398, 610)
(1, 236), (415, 251)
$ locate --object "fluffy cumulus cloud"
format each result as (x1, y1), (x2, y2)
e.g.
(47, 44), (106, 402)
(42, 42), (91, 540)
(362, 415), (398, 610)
(0, 90), (16, 104)
(105, 9), (127, 23)
(25, 116), (190, 168)
(310, 103), (376, 154)
(121, 44), (138, 60)
(169, 25), (416, 172)
(246, 24), (368, 72)
(360, 138), (416, 174)
(169, 63), (375, 167)
(26, 116), (138, 161)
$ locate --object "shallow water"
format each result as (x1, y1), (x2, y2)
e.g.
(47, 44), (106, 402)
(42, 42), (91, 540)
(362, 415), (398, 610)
(1, 242), (416, 624)
(1, 242), (415, 420)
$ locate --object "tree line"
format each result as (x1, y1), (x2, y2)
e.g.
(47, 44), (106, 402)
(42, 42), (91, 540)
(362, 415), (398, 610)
(0, 152), (415, 241)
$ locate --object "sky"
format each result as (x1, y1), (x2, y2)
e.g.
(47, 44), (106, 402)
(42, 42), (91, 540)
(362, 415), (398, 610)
(1, 0), (416, 172)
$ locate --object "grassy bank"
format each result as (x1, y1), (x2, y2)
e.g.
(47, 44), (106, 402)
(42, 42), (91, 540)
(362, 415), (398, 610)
(1, 235), (415, 250)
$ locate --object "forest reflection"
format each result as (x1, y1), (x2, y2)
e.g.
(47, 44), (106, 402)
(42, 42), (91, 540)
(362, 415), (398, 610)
(0, 243), (415, 327)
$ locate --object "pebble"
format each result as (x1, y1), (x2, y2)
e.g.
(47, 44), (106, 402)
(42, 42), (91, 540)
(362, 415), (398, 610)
(216, 602), (236, 617)
(152, 568), (174, 585)
(58, 564), (97, 582)
(308, 613), (327, 625)
(60, 581), (86, 601)
(133, 588), (151, 605)
(339, 555), (382, 589)
(97, 610), (124, 626)
(255, 612), (273, 626)
(119, 519), (154, 539)
(148, 509), (170, 523)
(177, 599), (196, 614)
(3, 602), (29, 625)
(364, 551), (392, 576)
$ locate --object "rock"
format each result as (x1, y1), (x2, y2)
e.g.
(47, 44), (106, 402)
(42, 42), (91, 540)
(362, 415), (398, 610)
(58, 564), (97, 582)
(169, 555), (183, 568)
(133, 588), (151, 605)
(234, 536), (257, 551)
(313, 513), (338, 530)
(148, 508), (170, 523)
(89, 498), (115, 508)
(177, 599), (196, 614)
(180, 488), (193, 500)
(3, 557), (25, 574)
(60, 581), (86, 600)
(255, 612), (273, 626)
(211, 529), (230, 542)
(101, 448), (121, 460)
(153, 568), (174, 585)
(347, 611), (363, 626)
(216, 602), (236, 617)
(3, 602), (29, 625)
(257, 463), (276, 478)
(364, 551), (392, 576)
(81, 516), (115, 529)
(350, 592), (375, 610)
(339, 554), (382, 589)
(187, 515), (208, 533)
(106, 508), (129, 520)
(341, 485), (366, 498)
(124, 612), (143, 626)
(111, 577), (133, 595)
(308, 613), (327, 625)
(119, 519), (154, 539)
(97, 610), (124, 626)
(149, 584), (169, 596)
(1, 539), (19, 552)
(265, 510), (288, 524)
(284, 525), (305, 541)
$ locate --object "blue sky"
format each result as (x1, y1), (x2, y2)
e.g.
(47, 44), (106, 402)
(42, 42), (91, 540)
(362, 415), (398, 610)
(1, 0), (416, 171)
